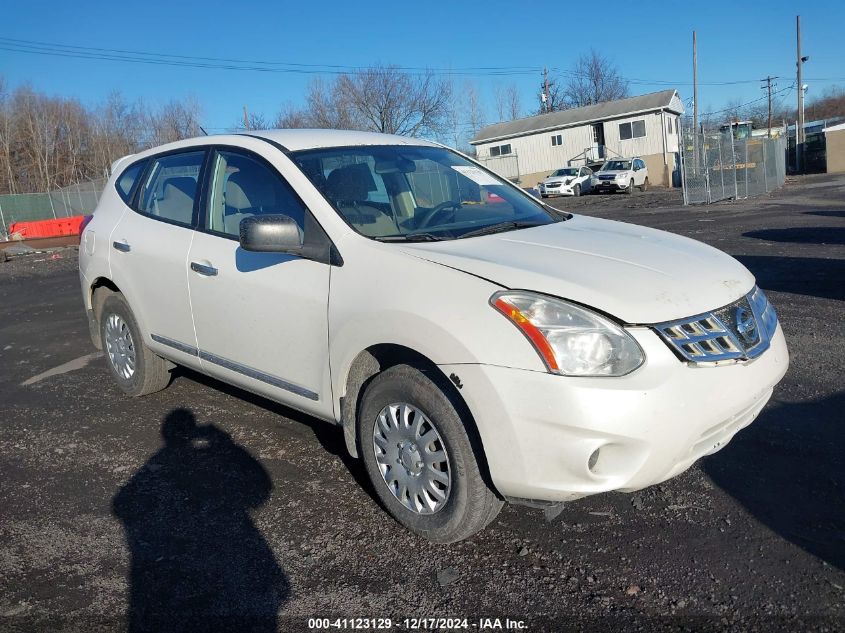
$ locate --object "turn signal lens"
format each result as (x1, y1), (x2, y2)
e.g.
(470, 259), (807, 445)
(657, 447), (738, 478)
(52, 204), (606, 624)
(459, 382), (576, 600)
(491, 291), (645, 376)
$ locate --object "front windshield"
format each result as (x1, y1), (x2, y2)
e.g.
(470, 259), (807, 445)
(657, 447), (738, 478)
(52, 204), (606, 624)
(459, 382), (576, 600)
(290, 145), (560, 240)
(551, 168), (579, 177)
(602, 160), (631, 171)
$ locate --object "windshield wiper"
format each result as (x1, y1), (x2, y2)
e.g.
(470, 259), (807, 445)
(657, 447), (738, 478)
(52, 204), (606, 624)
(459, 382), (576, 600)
(458, 221), (543, 239)
(374, 232), (444, 242)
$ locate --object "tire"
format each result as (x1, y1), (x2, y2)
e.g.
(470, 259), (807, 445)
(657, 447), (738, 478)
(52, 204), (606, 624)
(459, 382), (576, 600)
(639, 177), (649, 192)
(357, 364), (502, 543)
(626, 179), (634, 194)
(573, 184), (581, 197)
(99, 293), (171, 397)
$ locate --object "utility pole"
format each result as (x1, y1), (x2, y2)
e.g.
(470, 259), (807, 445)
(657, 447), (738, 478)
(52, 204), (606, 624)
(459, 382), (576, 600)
(796, 15), (806, 173)
(693, 31), (699, 165)
(761, 76), (778, 137)
(243, 105), (251, 130)
(542, 67), (550, 113)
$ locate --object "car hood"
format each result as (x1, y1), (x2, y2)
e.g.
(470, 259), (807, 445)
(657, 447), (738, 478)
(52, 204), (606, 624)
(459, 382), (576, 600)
(398, 216), (755, 324)
(542, 177), (572, 185)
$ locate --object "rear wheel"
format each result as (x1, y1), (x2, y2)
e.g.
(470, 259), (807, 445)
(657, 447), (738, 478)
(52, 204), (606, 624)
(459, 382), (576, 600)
(626, 179), (635, 194)
(358, 365), (502, 543)
(639, 177), (649, 192)
(573, 184), (581, 197)
(100, 293), (171, 397)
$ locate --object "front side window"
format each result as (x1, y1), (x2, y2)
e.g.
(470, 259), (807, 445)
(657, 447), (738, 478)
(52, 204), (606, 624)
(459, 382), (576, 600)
(205, 150), (306, 238)
(138, 151), (205, 226)
(290, 145), (561, 240)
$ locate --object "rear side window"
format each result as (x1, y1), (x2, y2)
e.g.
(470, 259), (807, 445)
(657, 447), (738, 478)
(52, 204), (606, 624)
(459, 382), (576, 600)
(137, 151), (205, 227)
(116, 161), (145, 203)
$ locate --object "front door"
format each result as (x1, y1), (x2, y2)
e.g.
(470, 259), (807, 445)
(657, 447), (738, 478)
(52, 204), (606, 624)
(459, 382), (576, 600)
(186, 147), (332, 418)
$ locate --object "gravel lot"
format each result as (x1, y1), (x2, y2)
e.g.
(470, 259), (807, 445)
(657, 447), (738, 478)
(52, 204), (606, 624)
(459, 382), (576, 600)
(1, 175), (843, 632)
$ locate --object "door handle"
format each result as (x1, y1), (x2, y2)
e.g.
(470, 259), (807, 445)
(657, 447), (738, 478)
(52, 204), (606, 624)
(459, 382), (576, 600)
(190, 262), (218, 277)
(112, 241), (131, 253)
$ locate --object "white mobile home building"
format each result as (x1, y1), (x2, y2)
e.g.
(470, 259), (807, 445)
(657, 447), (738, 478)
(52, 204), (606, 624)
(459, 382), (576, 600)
(471, 90), (685, 188)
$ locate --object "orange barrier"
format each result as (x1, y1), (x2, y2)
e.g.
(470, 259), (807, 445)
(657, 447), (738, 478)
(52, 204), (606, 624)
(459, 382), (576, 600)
(8, 215), (87, 239)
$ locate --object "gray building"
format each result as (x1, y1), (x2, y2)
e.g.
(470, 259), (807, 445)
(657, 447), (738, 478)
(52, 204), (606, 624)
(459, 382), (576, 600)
(471, 90), (685, 187)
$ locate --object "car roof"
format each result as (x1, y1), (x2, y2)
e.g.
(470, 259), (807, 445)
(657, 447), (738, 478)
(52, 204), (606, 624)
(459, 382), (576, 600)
(248, 129), (440, 151)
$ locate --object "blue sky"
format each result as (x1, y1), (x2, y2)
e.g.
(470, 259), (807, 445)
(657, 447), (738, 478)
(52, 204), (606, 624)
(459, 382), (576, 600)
(2, 0), (844, 133)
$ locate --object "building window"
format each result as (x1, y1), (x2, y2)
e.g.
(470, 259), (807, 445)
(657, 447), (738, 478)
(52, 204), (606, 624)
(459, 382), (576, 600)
(489, 143), (512, 157)
(667, 118), (673, 134)
(551, 134), (562, 146)
(619, 119), (646, 140)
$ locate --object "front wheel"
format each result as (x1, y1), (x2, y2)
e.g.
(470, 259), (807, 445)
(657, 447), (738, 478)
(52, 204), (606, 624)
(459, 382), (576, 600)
(573, 184), (581, 197)
(100, 293), (171, 397)
(357, 365), (502, 543)
(639, 177), (649, 192)
(626, 179), (635, 194)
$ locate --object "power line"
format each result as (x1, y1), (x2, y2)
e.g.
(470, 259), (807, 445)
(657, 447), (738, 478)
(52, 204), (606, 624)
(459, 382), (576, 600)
(0, 35), (816, 87)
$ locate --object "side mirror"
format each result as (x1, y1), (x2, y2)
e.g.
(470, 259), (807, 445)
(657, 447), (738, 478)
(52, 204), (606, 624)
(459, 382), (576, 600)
(239, 214), (303, 253)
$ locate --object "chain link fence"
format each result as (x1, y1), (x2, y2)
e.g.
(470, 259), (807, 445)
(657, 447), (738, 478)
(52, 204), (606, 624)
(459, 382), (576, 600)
(0, 179), (106, 237)
(681, 130), (786, 204)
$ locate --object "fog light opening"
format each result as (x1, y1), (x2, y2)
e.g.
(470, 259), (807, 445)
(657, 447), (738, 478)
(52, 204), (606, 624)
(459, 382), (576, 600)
(588, 447), (601, 473)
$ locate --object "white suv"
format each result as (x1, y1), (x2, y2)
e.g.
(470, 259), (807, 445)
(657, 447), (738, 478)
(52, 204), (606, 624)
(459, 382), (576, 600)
(594, 158), (649, 194)
(80, 130), (788, 542)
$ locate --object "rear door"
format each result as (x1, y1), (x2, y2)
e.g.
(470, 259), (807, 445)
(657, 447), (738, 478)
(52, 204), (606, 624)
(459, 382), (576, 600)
(186, 146), (332, 418)
(109, 149), (208, 367)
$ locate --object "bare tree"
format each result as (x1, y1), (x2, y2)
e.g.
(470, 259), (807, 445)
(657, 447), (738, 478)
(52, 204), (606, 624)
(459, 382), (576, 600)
(505, 85), (521, 120)
(0, 76), (207, 194)
(562, 50), (629, 108)
(494, 83), (522, 121)
(336, 66), (451, 136)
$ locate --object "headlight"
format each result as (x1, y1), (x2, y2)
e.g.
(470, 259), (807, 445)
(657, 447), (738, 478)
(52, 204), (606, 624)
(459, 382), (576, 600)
(491, 291), (645, 376)
(615, 173), (627, 180)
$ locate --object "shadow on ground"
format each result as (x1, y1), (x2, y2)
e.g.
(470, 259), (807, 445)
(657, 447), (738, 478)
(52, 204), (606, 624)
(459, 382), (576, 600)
(743, 227), (845, 246)
(735, 255), (845, 302)
(113, 409), (289, 632)
(175, 367), (375, 498)
(703, 391), (845, 571)
(803, 209), (845, 219)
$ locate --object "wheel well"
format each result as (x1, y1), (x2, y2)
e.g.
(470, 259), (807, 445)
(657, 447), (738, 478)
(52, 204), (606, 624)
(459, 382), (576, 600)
(341, 344), (472, 454)
(88, 278), (121, 349)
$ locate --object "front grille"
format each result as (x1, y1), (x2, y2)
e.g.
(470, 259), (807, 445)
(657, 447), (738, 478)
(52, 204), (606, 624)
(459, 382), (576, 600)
(653, 287), (777, 363)
(598, 175), (616, 181)
(545, 182), (560, 188)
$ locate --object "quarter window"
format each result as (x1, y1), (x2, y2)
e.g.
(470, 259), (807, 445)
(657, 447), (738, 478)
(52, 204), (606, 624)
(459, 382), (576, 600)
(551, 134), (562, 146)
(206, 150), (306, 238)
(137, 151), (205, 226)
(116, 161), (146, 203)
(619, 119), (647, 140)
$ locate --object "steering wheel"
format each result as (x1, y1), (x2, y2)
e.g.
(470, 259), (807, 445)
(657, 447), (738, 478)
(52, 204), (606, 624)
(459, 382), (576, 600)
(415, 200), (462, 230)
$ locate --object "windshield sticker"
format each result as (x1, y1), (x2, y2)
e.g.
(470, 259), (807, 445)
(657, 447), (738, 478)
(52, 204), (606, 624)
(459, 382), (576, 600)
(451, 166), (501, 186)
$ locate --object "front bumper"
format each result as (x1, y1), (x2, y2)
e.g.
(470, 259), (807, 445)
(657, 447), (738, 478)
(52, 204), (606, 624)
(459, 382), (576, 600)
(595, 180), (628, 191)
(440, 324), (788, 502)
(539, 185), (575, 197)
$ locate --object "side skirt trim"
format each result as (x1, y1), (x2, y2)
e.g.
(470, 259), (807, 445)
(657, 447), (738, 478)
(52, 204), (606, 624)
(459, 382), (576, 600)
(151, 333), (318, 401)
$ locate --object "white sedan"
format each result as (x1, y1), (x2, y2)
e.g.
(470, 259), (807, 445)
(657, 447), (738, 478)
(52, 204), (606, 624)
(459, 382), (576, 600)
(79, 129), (788, 543)
(538, 166), (594, 197)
